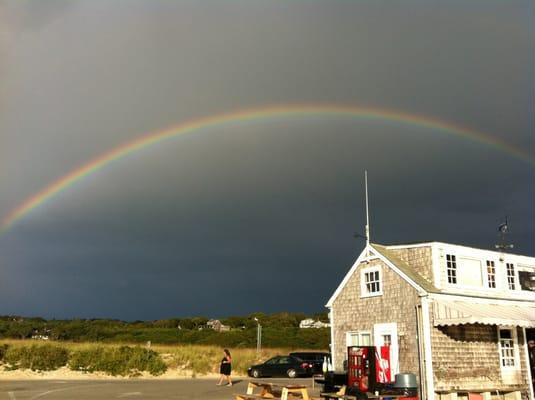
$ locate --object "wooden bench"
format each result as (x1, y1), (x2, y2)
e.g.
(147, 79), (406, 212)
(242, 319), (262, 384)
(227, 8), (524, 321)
(319, 394), (355, 400)
(236, 394), (281, 400)
(236, 381), (311, 400)
(320, 385), (351, 400)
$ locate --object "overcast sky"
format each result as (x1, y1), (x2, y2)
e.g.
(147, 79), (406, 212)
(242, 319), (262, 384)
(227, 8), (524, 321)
(1, 0), (534, 320)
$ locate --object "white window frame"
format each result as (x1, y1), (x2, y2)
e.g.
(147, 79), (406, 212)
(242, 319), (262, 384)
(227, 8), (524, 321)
(497, 327), (520, 372)
(456, 256), (484, 288)
(360, 266), (383, 298)
(446, 254), (457, 285)
(506, 263), (516, 291)
(486, 260), (496, 289)
(346, 331), (372, 347)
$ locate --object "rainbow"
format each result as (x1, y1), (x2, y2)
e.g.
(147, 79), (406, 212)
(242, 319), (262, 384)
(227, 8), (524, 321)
(2, 104), (533, 233)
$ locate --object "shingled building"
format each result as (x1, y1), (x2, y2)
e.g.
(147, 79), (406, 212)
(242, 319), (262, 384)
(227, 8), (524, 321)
(327, 242), (535, 400)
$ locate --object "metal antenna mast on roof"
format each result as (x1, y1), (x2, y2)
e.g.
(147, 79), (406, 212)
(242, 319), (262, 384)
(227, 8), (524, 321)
(365, 170), (370, 248)
(353, 171), (371, 259)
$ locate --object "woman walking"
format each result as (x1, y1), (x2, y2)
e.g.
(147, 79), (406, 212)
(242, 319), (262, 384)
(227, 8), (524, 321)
(217, 349), (233, 386)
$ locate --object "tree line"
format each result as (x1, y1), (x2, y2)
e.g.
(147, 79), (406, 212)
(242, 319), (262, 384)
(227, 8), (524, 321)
(0, 312), (329, 349)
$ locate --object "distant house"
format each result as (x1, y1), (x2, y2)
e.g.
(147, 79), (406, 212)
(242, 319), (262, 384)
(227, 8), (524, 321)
(299, 318), (330, 329)
(327, 241), (535, 400)
(31, 328), (50, 340)
(206, 319), (231, 332)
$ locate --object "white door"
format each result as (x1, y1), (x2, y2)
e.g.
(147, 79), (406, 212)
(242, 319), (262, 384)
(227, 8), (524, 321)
(374, 323), (399, 377)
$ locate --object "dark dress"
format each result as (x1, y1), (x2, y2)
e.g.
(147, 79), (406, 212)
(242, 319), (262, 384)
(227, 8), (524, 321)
(220, 356), (231, 375)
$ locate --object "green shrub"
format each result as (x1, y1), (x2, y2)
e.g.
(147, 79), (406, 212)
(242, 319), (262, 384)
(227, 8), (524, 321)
(4, 344), (69, 371)
(68, 346), (105, 372)
(69, 345), (166, 376)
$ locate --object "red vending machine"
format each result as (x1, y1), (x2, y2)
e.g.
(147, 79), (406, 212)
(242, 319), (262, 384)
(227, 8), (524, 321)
(347, 346), (392, 393)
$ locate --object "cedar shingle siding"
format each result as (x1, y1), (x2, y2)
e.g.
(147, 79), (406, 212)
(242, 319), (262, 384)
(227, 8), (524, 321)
(432, 324), (527, 391)
(328, 242), (534, 400)
(389, 246), (434, 284)
(331, 257), (421, 374)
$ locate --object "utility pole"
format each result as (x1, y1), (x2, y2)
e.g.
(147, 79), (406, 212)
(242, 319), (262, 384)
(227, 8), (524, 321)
(254, 317), (262, 356)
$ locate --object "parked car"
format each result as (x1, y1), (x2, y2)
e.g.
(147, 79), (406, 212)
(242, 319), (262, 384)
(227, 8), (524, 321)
(289, 352), (331, 374)
(248, 355), (313, 378)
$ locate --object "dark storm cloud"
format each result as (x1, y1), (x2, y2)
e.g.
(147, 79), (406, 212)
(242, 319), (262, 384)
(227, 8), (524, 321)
(0, 0), (534, 319)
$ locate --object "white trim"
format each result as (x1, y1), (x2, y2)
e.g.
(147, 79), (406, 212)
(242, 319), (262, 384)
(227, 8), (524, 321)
(326, 245), (376, 307)
(428, 292), (535, 307)
(361, 265), (383, 298)
(456, 256), (486, 288)
(327, 241), (431, 308)
(428, 242), (535, 264)
(328, 242), (535, 308)
(384, 241), (535, 267)
(421, 297), (435, 400)
(522, 328), (534, 400)
(431, 245), (442, 290)
(386, 242), (436, 249)
(506, 262), (518, 291)
(445, 253), (458, 286)
(498, 326), (520, 372)
(329, 308), (336, 370)
(485, 259), (498, 289)
(433, 242), (535, 271)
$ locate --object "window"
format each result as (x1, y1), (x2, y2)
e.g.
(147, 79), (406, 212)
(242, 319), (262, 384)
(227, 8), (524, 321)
(361, 267), (382, 297)
(382, 334), (392, 346)
(498, 328), (516, 368)
(365, 270), (381, 293)
(446, 254), (457, 284)
(487, 260), (496, 288)
(506, 263), (515, 290)
(359, 332), (371, 345)
(346, 331), (372, 347)
(457, 257), (483, 287)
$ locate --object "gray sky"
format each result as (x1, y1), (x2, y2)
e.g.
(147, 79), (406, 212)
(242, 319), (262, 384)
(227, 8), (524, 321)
(1, 0), (534, 320)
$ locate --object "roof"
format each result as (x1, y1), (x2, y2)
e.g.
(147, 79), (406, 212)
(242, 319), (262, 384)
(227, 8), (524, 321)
(370, 243), (440, 293)
(327, 240), (535, 309)
(326, 242), (439, 307)
(433, 299), (535, 328)
(386, 240), (535, 260)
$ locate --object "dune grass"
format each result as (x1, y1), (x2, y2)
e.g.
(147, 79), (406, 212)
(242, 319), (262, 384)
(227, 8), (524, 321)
(0, 340), (325, 376)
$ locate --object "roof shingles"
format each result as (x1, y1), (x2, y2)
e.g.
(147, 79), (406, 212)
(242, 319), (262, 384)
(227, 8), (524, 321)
(371, 243), (440, 294)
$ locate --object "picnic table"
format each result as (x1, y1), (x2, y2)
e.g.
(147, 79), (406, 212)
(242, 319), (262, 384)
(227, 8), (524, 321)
(320, 392), (410, 400)
(235, 381), (311, 400)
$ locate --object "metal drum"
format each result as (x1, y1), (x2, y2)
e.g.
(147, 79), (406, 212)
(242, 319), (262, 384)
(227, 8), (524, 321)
(394, 373), (417, 388)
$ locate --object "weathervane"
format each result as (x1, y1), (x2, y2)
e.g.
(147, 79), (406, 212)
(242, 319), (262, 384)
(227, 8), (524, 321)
(495, 216), (514, 254)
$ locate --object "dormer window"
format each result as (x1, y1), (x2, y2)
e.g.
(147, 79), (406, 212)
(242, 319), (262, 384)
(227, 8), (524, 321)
(446, 254), (457, 284)
(361, 266), (382, 297)
(486, 260), (496, 288)
(506, 263), (516, 290)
